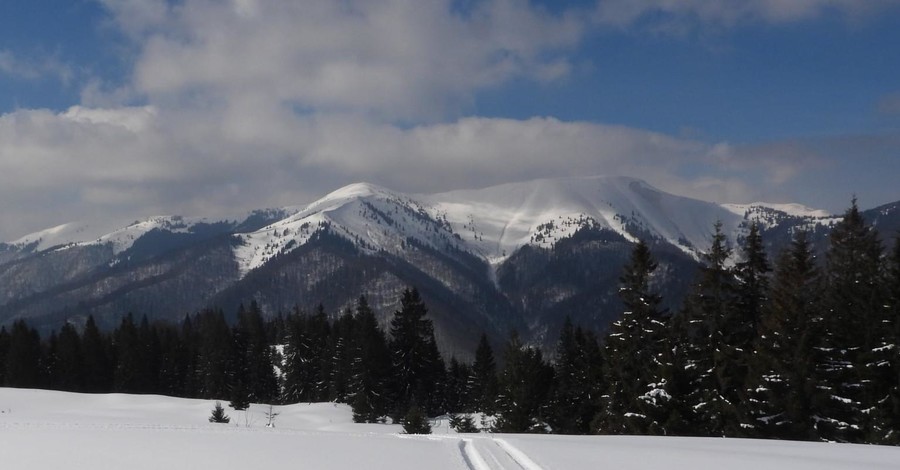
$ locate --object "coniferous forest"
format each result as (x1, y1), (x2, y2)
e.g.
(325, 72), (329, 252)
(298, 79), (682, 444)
(1, 201), (899, 444)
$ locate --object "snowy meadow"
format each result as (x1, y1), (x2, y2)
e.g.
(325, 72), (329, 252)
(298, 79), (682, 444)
(1, 388), (898, 470)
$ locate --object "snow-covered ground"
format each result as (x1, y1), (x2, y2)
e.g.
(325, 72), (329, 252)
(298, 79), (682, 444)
(1, 388), (897, 469)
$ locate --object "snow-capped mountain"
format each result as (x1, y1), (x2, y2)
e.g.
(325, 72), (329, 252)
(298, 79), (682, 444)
(1, 175), (887, 353)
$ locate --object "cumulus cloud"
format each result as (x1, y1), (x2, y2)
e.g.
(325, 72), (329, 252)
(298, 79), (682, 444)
(96, 0), (585, 121)
(0, 49), (73, 83)
(1, 0), (896, 240)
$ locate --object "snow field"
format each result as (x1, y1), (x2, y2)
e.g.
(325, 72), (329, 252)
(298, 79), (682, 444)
(3, 388), (900, 470)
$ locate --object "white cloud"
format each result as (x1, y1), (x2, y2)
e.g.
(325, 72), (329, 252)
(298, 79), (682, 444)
(95, 0), (584, 121)
(593, 0), (900, 32)
(1, 0), (896, 240)
(0, 49), (73, 84)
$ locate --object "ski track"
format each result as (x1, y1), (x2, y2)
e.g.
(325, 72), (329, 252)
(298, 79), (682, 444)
(459, 436), (544, 470)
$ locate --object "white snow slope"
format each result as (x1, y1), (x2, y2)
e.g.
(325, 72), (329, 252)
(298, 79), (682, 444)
(2, 388), (897, 470)
(233, 176), (769, 276)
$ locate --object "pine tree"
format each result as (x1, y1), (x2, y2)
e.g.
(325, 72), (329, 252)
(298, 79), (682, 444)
(196, 309), (233, 399)
(444, 357), (472, 413)
(388, 288), (444, 418)
(402, 404), (432, 434)
(745, 230), (819, 440)
(814, 200), (886, 442)
(550, 318), (597, 434)
(467, 333), (498, 414)
(673, 221), (740, 436)
(449, 413), (480, 433)
(727, 223), (771, 432)
(81, 315), (112, 393)
(883, 235), (900, 443)
(0, 326), (9, 387)
(4, 320), (43, 388)
(596, 240), (665, 435)
(495, 331), (554, 433)
(349, 296), (391, 422)
(54, 323), (84, 392)
(209, 401), (231, 423)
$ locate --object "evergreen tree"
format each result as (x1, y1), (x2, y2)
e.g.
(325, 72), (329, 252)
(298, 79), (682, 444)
(5, 319), (43, 388)
(884, 235), (900, 443)
(549, 318), (598, 434)
(745, 230), (819, 440)
(402, 403), (432, 434)
(444, 357), (472, 413)
(596, 240), (665, 435)
(388, 288), (444, 418)
(328, 308), (355, 403)
(814, 200), (886, 442)
(209, 401), (231, 423)
(495, 331), (554, 433)
(81, 315), (112, 393)
(0, 326), (9, 386)
(349, 296), (391, 422)
(449, 413), (480, 433)
(236, 301), (279, 403)
(673, 221), (740, 436)
(728, 222), (770, 426)
(196, 309), (233, 399)
(113, 314), (145, 393)
(53, 323), (84, 392)
(467, 333), (498, 414)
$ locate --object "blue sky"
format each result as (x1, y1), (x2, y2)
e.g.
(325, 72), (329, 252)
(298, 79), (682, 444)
(1, 0), (899, 240)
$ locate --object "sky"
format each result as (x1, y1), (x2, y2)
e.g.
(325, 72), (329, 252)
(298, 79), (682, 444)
(1, 0), (900, 241)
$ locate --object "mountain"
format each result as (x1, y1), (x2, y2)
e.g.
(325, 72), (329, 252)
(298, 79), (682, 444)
(1, 176), (896, 354)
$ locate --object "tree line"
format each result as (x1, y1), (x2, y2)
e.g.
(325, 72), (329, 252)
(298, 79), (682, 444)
(0, 201), (898, 443)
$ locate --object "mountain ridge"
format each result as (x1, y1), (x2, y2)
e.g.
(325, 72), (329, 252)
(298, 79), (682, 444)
(2, 175), (894, 353)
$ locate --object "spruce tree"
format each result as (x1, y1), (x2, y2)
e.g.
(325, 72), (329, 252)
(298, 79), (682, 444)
(209, 401), (231, 423)
(0, 326), (9, 387)
(81, 315), (112, 393)
(402, 404), (432, 434)
(745, 230), (819, 440)
(596, 240), (665, 435)
(4, 319), (43, 388)
(349, 296), (391, 422)
(550, 318), (597, 434)
(467, 333), (498, 414)
(674, 221), (740, 436)
(495, 331), (554, 433)
(727, 222), (770, 432)
(54, 323), (84, 392)
(884, 235), (900, 443)
(388, 288), (444, 418)
(814, 200), (886, 442)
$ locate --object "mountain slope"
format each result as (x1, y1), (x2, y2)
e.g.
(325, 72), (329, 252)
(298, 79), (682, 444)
(2, 175), (896, 352)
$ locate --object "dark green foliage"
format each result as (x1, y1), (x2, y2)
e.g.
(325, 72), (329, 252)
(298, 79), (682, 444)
(5, 319), (43, 388)
(596, 240), (666, 435)
(814, 201), (886, 442)
(444, 357), (472, 413)
(81, 315), (112, 392)
(467, 333), (498, 414)
(401, 404), (431, 434)
(745, 231), (819, 440)
(388, 288), (445, 418)
(449, 413), (480, 433)
(671, 221), (741, 436)
(549, 317), (601, 434)
(209, 401), (231, 423)
(495, 332), (554, 433)
(349, 296), (391, 422)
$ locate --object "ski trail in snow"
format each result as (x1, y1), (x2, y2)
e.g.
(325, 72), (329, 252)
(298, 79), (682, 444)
(459, 437), (544, 470)
(459, 439), (491, 470)
(494, 438), (543, 470)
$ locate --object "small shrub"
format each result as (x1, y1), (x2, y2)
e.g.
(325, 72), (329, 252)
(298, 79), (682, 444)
(209, 401), (231, 424)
